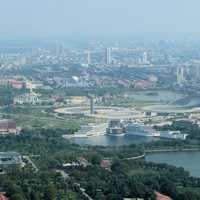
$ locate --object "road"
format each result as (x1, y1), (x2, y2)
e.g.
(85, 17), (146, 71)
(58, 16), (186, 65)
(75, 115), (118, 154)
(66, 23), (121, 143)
(80, 187), (93, 200)
(56, 170), (93, 200)
(124, 154), (145, 160)
(55, 169), (69, 180)
(23, 156), (39, 172)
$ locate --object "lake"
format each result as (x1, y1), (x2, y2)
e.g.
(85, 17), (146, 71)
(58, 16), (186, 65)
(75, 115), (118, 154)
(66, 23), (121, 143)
(69, 134), (159, 146)
(146, 151), (200, 177)
(70, 136), (200, 177)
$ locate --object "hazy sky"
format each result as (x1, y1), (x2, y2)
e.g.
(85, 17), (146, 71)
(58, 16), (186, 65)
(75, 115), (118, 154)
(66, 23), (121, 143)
(0, 0), (200, 40)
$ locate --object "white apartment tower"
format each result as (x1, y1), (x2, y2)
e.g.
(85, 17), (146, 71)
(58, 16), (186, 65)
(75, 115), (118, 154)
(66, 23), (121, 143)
(177, 66), (185, 86)
(105, 48), (112, 65)
(143, 52), (148, 64)
(86, 50), (91, 65)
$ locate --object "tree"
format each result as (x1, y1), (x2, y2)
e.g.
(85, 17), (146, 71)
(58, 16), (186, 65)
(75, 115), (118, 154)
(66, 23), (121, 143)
(91, 154), (102, 165)
(10, 194), (25, 200)
(159, 178), (177, 199)
(66, 192), (77, 200)
(44, 185), (56, 200)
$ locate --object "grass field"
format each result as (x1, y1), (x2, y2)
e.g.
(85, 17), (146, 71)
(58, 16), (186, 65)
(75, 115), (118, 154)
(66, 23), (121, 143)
(0, 105), (93, 129)
(99, 97), (155, 108)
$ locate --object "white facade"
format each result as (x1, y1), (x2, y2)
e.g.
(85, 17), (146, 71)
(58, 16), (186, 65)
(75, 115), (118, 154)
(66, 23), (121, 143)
(14, 93), (40, 105)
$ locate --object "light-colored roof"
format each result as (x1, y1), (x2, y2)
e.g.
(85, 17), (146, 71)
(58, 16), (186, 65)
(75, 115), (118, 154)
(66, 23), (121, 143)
(156, 192), (172, 200)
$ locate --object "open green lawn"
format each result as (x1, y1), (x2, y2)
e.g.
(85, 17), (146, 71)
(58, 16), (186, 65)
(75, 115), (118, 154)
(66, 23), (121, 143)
(0, 105), (93, 129)
(99, 98), (155, 108)
(15, 115), (80, 129)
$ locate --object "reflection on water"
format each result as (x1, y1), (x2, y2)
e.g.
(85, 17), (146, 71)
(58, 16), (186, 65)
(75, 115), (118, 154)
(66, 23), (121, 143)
(146, 151), (200, 177)
(69, 134), (159, 146)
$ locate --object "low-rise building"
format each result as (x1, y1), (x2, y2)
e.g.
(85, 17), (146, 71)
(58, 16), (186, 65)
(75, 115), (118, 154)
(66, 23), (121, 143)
(155, 192), (172, 200)
(14, 92), (40, 105)
(0, 152), (25, 173)
(100, 159), (112, 170)
(0, 119), (17, 135)
(9, 80), (24, 89)
(63, 157), (90, 168)
(0, 193), (9, 200)
(123, 192), (172, 200)
(25, 81), (44, 90)
(77, 157), (90, 167)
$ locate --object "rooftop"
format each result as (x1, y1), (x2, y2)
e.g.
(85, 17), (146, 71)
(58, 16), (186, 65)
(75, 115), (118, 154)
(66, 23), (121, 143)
(0, 152), (22, 165)
(0, 193), (9, 200)
(156, 192), (172, 200)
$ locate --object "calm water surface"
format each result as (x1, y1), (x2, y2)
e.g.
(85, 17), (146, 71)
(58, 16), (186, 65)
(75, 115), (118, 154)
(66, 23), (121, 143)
(69, 134), (159, 146)
(146, 151), (200, 177)
(69, 134), (200, 177)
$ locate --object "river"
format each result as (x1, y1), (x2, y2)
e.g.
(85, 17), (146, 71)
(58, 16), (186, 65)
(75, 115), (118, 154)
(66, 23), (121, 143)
(146, 151), (200, 177)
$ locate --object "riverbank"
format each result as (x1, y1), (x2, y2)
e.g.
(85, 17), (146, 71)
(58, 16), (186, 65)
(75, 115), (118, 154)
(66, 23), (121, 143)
(123, 154), (145, 160)
(145, 148), (200, 153)
(121, 148), (200, 161)
(146, 150), (200, 177)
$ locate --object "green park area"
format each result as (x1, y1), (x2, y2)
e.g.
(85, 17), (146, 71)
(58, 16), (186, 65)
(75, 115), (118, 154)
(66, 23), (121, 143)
(0, 105), (93, 130)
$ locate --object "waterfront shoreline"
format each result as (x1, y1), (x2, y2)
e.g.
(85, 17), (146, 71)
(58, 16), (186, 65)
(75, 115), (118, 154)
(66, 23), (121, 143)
(145, 148), (200, 153)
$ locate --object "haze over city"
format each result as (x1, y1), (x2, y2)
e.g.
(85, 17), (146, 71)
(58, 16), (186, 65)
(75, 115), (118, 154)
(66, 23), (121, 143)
(0, 0), (200, 40)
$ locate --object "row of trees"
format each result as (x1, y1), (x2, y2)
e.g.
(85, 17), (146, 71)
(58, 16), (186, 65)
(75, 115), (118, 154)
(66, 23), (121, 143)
(0, 168), (79, 200)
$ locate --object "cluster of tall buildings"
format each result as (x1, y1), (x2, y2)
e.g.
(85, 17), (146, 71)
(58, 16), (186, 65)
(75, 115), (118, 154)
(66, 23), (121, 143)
(86, 48), (112, 65)
(176, 64), (200, 86)
(85, 48), (149, 66)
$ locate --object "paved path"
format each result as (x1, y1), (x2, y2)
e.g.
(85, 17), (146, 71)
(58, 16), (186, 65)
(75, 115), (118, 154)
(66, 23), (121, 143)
(55, 170), (69, 180)
(56, 170), (94, 200)
(23, 156), (39, 172)
(124, 154), (145, 160)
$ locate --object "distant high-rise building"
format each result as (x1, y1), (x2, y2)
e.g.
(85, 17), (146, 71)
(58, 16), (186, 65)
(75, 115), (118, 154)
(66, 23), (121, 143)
(105, 48), (112, 65)
(86, 50), (91, 65)
(143, 52), (148, 64)
(89, 97), (94, 114)
(177, 66), (185, 86)
(194, 65), (200, 81)
(56, 43), (64, 55)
